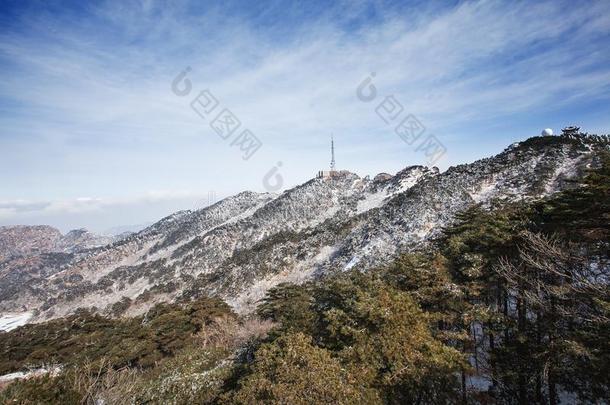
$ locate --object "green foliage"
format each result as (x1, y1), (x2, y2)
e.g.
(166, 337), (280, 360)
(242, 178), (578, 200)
(256, 282), (315, 336)
(534, 150), (610, 246)
(435, 151), (610, 403)
(0, 297), (235, 375)
(318, 275), (464, 403)
(110, 296), (132, 316)
(517, 135), (584, 150)
(382, 252), (463, 319)
(0, 373), (81, 405)
(442, 203), (528, 293)
(227, 332), (378, 405)
(236, 272), (465, 404)
(135, 347), (233, 404)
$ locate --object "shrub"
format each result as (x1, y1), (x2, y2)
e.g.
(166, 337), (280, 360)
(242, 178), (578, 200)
(228, 332), (378, 404)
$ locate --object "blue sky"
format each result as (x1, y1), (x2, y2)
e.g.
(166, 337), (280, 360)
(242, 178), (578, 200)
(1, 0), (609, 232)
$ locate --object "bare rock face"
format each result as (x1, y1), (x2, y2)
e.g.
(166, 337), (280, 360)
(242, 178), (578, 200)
(0, 226), (62, 262)
(0, 134), (608, 321)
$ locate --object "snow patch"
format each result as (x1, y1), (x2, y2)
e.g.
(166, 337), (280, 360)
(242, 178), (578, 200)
(466, 375), (493, 391)
(544, 156), (582, 194)
(356, 189), (390, 214)
(344, 256), (360, 270)
(470, 179), (498, 203)
(0, 312), (32, 332)
(0, 366), (61, 383)
(227, 245), (338, 314)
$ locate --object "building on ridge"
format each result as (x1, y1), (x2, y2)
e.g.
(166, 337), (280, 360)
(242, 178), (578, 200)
(561, 125), (580, 136)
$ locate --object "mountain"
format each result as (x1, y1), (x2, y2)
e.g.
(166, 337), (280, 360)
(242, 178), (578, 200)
(0, 226), (115, 261)
(0, 133), (608, 322)
(103, 222), (154, 237)
(0, 225), (63, 262)
(0, 227), (117, 312)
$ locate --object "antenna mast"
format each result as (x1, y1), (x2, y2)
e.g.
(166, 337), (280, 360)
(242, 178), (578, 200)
(330, 134), (336, 171)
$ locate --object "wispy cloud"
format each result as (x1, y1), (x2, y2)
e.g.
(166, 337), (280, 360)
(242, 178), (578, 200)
(0, 190), (218, 232)
(0, 191), (208, 218)
(1, 0), (609, 230)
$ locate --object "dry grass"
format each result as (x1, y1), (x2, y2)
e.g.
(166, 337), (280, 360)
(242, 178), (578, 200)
(65, 359), (142, 405)
(0, 316), (276, 404)
(196, 316), (274, 350)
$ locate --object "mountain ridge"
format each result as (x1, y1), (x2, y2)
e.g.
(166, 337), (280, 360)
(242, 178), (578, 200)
(0, 133), (608, 324)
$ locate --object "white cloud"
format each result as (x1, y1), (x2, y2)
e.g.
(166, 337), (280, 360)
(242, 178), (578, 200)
(0, 190), (213, 216)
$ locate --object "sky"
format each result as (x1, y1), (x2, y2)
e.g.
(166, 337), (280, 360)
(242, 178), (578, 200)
(1, 0), (609, 233)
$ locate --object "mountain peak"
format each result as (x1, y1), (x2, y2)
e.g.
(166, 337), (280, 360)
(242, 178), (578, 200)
(0, 134), (607, 320)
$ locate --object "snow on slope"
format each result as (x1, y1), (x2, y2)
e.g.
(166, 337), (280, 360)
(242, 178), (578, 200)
(0, 312), (32, 332)
(0, 134), (608, 322)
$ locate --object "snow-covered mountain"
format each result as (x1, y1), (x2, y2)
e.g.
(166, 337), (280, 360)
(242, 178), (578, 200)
(0, 133), (608, 322)
(0, 227), (120, 314)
